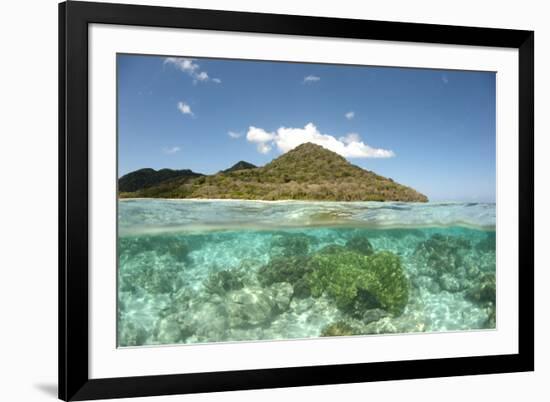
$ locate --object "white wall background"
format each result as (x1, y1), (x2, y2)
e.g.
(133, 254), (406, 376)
(0, 0), (545, 401)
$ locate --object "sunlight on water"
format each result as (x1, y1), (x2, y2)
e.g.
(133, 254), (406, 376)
(117, 200), (496, 347)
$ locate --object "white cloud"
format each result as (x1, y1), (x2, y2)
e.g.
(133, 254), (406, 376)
(442, 74), (449, 84)
(177, 101), (194, 116)
(195, 71), (209, 82)
(245, 123), (395, 159)
(246, 126), (276, 143)
(228, 131), (242, 139)
(164, 57), (221, 84)
(163, 146), (181, 154)
(165, 57), (199, 73)
(303, 75), (320, 83)
(345, 111), (355, 120)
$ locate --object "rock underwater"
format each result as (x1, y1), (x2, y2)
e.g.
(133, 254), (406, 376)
(153, 280), (295, 344)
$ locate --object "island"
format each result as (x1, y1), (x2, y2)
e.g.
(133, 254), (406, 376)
(118, 142), (428, 202)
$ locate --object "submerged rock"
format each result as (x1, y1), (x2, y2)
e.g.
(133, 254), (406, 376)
(414, 233), (471, 275)
(320, 321), (357, 337)
(118, 291), (173, 346)
(412, 275), (441, 293)
(345, 288), (383, 318)
(346, 235), (374, 256)
(439, 273), (462, 292)
(118, 319), (149, 346)
(155, 315), (185, 344)
(257, 253), (313, 299)
(269, 232), (315, 257)
(270, 282), (294, 313)
(118, 251), (185, 294)
(226, 286), (274, 328)
(464, 273), (496, 304)
(412, 233), (490, 294)
(226, 283), (294, 329)
(360, 308), (389, 324)
(203, 269), (245, 295)
(178, 301), (230, 342)
(362, 308), (431, 335)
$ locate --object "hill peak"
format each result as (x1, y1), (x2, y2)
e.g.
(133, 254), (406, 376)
(291, 142), (325, 151)
(264, 142), (347, 171)
(285, 142), (343, 158)
(223, 160), (257, 173)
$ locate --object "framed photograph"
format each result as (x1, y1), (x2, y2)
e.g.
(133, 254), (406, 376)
(59, 1), (534, 400)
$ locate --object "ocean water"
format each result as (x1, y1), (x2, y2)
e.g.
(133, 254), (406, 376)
(117, 199), (496, 347)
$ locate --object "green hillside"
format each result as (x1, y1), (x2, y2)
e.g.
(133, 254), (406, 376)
(119, 143), (428, 202)
(118, 168), (203, 193)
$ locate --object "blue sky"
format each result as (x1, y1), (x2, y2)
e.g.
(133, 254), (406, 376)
(118, 54), (496, 202)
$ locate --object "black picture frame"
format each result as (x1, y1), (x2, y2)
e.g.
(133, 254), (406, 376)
(59, 1), (534, 400)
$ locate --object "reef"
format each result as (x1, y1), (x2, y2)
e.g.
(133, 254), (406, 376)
(118, 226), (497, 346)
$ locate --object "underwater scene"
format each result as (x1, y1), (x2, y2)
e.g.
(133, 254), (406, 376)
(117, 199), (496, 347)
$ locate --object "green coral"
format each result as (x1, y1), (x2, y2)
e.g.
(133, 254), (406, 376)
(365, 251), (410, 315)
(307, 250), (367, 309)
(346, 235), (374, 255)
(306, 249), (409, 316)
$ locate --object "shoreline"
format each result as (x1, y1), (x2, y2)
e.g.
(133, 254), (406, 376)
(117, 197), (495, 205)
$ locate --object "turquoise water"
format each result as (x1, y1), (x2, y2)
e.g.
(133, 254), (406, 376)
(117, 200), (496, 347)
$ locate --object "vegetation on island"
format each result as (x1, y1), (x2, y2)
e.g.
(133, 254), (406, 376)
(118, 168), (203, 193)
(118, 142), (428, 202)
